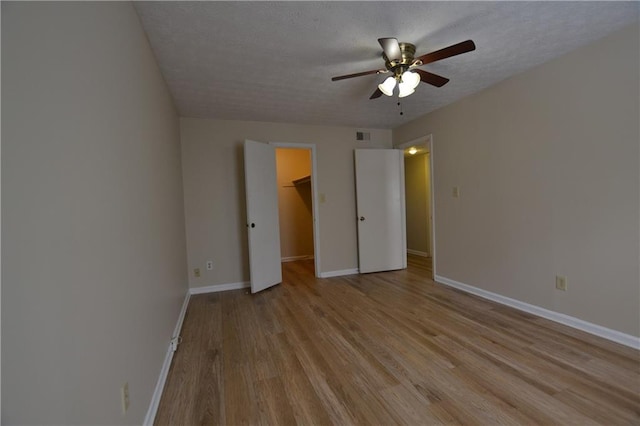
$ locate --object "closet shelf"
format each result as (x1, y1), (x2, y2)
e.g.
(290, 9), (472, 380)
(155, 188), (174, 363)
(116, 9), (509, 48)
(292, 175), (311, 186)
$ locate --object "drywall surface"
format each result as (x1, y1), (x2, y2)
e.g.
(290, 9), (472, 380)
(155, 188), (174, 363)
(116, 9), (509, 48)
(180, 118), (391, 288)
(2, 2), (188, 424)
(276, 149), (314, 260)
(405, 154), (430, 255)
(393, 23), (640, 337)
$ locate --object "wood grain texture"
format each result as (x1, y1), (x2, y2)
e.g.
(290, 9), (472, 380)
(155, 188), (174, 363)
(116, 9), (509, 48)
(154, 256), (639, 425)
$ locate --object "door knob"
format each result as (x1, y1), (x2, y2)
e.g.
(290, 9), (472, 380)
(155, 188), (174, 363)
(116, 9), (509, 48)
(359, 216), (365, 221)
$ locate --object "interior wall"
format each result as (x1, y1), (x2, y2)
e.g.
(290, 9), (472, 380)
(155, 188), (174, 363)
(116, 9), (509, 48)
(180, 118), (392, 288)
(276, 149), (314, 261)
(393, 23), (640, 337)
(2, 2), (188, 424)
(404, 153), (430, 255)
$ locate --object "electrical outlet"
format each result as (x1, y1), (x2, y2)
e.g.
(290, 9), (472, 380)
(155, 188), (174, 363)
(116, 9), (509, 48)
(556, 275), (567, 291)
(206, 260), (213, 270)
(194, 268), (201, 278)
(121, 382), (130, 415)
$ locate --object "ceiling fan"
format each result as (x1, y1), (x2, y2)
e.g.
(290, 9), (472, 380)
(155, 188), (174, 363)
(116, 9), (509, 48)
(331, 38), (476, 99)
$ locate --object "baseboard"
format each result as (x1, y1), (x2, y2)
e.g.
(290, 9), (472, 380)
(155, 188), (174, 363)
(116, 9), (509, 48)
(281, 255), (314, 263)
(143, 290), (191, 425)
(434, 274), (640, 350)
(407, 249), (429, 257)
(189, 281), (250, 295)
(319, 268), (359, 278)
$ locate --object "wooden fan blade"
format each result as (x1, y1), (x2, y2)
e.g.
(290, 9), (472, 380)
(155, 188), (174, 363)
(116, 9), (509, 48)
(331, 69), (381, 81)
(378, 38), (401, 61)
(414, 69), (450, 87)
(370, 88), (383, 99)
(416, 40), (476, 65)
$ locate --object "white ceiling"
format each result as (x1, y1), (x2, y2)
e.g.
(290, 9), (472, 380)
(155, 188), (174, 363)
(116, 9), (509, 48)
(134, 1), (639, 129)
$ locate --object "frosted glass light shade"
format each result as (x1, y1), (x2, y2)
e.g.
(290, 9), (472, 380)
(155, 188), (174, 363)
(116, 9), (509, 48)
(401, 71), (420, 89)
(398, 82), (415, 98)
(378, 76), (396, 96)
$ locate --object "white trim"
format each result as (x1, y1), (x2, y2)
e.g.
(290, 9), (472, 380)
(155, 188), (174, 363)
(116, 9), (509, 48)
(281, 255), (314, 262)
(143, 290), (191, 426)
(398, 149), (407, 269)
(319, 268), (359, 278)
(270, 142), (322, 278)
(435, 274), (640, 350)
(189, 281), (250, 295)
(407, 249), (429, 257)
(428, 138), (436, 278)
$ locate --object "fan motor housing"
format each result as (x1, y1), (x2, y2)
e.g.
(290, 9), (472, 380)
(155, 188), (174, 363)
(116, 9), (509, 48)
(383, 42), (416, 76)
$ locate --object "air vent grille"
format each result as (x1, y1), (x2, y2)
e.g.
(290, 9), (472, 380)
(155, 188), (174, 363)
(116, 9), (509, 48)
(356, 131), (371, 141)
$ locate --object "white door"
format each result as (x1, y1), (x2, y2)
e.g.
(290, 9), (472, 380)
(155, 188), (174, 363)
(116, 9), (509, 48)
(355, 149), (406, 273)
(244, 140), (282, 293)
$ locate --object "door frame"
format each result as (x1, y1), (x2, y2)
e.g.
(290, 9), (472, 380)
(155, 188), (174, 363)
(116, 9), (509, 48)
(396, 134), (436, 278)
(270, 142), (321, 278)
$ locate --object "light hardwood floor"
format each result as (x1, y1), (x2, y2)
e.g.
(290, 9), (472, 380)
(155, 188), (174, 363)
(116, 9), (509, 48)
(155, 255), (640, 425)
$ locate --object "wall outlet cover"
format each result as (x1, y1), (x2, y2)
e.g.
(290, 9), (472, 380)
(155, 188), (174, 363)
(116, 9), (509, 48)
(556, 275), (567, 291)
(121, 382), (130, 415)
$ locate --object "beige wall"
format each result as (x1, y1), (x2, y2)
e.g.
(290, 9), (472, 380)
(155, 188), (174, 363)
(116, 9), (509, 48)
(180, 118), (392, 288)
(2, 2), (188, 424)
(405, 153), (430, 255)
(276, 149), (314, 260)
(394, 23), (640, 337)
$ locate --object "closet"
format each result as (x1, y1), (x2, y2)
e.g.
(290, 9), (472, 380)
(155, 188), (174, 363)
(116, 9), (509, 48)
(275, 148), (315, 269)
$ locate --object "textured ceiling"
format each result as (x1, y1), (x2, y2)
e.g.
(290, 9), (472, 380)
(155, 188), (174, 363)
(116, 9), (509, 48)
(134, 2), (639, 129)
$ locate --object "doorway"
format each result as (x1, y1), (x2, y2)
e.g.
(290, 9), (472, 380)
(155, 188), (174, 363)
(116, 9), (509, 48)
(273, 144), (320, 276)
(397, 135), (435, 278)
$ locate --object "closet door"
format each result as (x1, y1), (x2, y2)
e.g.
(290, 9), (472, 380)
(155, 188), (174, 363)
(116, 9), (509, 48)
(244, 140), (282, 293)
(355, 149), (406, 273)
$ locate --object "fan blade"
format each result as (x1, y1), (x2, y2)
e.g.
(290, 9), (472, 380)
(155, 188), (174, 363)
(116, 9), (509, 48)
(414, 69), (449, 87)
(331, 69), (381, 81)
(370, 88), (383, 99)
(416, 40), (476, 65)
(378, 38), (401, 61)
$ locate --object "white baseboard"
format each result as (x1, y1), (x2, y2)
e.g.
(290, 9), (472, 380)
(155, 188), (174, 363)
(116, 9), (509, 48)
(319, 268), (359, 278)
(281, 255), (314, 263)
(434, 274), (640, 350)
(189, 281), (250, 295)
(407, 249), (430, 257)
(143, 290), (191, 425)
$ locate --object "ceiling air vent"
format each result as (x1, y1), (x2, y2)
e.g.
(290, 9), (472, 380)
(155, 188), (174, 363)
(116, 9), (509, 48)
(356, 131), (371, 141)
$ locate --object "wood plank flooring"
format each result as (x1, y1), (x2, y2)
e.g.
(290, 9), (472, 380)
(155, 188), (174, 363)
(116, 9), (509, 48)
(154, 256), (640, 425)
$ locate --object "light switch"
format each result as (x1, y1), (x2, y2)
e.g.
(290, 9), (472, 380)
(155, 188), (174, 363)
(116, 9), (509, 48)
(556, 276), (567, 291)
(453, 186), (460, 198)
(319, 193), (326, 203)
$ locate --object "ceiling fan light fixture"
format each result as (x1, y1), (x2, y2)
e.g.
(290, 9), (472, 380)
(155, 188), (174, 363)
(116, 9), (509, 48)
(401, 71), (420, 90)
(378, 76), (396, 96)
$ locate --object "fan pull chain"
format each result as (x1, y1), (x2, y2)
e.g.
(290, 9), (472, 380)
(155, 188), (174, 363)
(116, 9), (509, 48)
(397, 101), (404, 116)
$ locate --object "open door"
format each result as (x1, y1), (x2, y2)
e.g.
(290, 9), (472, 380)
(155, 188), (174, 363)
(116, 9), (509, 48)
(355, 149), (406, 273)
(244, 140), (282, 293)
